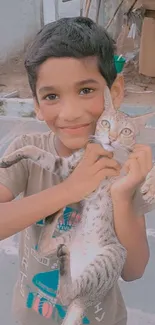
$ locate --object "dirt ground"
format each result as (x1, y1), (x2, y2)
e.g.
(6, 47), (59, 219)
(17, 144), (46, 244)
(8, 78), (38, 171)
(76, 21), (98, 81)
(0, 55), (155, 107)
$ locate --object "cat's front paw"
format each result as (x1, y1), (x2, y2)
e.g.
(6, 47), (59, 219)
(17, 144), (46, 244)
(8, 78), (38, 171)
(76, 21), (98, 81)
(0, 145), (56, 171)
(0, 146), (37, 168)
(62, 149), (84, 178)
(141, 171), (155, 204)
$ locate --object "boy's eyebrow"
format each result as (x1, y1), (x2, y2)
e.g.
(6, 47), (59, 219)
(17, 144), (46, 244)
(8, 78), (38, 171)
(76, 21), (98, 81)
(38, 79), (99, 94)
(38, 86), (55, 95)
(75, 79), (100, 86)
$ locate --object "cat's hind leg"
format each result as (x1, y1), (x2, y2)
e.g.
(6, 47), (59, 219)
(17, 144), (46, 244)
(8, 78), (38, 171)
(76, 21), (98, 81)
(57, 243), (126, 325)
(57, 244), (73, 306)
(56, 244), (85, 325)
(58, 242), (126, 306)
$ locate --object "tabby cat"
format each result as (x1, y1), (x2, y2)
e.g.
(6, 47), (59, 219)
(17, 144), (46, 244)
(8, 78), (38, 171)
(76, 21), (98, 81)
(0, 86), (154, 325)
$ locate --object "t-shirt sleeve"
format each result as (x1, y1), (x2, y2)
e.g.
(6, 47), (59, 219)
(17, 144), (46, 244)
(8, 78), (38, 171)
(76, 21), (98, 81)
(133, 188), (155, 215)
(0, 136), (28, 198)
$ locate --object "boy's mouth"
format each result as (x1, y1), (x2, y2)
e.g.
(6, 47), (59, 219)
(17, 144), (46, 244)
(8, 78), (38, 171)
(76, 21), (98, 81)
(59, 123), (91, 135)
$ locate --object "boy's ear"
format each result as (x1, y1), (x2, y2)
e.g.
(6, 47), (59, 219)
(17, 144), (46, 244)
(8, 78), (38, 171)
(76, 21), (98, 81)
(110, 75), (124, 110)
(34, 98), (44, 121)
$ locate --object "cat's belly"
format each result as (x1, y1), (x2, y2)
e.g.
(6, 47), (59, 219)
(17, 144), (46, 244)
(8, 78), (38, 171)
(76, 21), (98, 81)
(70, 240), (102, 281)
(69, 196), (113, 280)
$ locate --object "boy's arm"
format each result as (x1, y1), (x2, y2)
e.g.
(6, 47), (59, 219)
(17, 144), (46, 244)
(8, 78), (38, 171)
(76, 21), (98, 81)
(111, 144), (152, 281)
(0, 184), (14, 203)
(0, 182), (74, 240)
(112, 195), (149, 281)
(0, 143), (120, 240)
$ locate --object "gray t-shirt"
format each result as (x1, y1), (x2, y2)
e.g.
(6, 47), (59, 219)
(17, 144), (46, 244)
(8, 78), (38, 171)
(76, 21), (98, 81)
(0, 131), (151, 325)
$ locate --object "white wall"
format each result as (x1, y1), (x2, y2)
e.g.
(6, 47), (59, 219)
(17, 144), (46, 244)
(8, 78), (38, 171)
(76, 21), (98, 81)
(43, 0), (81, 24)
(0, 0), (42, 63)
(42, 0), (127, 39)
(0, 0), (133, 63)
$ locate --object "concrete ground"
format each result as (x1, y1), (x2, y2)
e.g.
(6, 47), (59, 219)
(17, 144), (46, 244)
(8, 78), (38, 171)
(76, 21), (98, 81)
(0, 102), (155, 325)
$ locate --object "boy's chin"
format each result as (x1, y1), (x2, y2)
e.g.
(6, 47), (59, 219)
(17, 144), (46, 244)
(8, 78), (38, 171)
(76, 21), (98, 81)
(61, 137), (88, 150)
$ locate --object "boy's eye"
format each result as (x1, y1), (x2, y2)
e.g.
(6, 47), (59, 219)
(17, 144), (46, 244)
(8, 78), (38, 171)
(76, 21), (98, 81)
(80, 88), (94, 95)
(44, 94), (58, 101)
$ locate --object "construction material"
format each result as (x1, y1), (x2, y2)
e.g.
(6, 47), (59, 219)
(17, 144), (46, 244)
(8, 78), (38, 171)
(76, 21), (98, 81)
(139, 17), (155, 77)
(0, 91), (19, 99)
(142, 0), (155, 11)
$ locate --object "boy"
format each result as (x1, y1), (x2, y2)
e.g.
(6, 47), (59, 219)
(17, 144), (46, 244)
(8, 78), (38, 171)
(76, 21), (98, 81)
(0, 17), (152, 325)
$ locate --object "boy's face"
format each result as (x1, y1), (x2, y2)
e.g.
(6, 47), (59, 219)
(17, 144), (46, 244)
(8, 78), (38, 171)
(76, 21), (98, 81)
(35, 57), (123, 154)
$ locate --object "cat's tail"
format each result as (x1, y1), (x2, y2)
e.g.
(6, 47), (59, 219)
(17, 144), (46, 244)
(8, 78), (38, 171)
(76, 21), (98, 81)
(62, 299), (84, 325)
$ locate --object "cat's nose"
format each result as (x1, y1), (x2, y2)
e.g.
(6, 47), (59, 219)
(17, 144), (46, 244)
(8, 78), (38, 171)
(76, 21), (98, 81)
(109, 136), (116, 142)
(109, 132), (117, 141)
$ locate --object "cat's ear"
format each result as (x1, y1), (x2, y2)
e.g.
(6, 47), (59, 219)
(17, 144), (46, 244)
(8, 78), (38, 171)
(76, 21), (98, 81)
(110, 75), (124, 110)
(104, 86), (115, 113)
(132, 112), (155, 129)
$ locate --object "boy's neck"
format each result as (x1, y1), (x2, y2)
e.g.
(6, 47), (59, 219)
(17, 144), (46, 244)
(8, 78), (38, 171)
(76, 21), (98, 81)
(54, 136), (75, 157)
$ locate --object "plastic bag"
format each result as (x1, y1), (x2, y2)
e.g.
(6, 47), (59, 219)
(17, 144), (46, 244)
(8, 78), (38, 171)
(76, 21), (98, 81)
(117, 6), (144, 63)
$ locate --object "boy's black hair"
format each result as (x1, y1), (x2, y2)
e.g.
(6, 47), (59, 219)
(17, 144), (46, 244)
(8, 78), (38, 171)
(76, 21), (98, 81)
(25, 17), (117, 98)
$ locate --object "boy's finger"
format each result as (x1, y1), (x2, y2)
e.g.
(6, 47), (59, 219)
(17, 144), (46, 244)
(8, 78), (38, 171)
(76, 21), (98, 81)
(97, 168), (120, 181)
(132, 145), (152, 160)
(85, 143), (113, 163)
(133, 144), (152, 153)
(128, 151), (152, 172)
(123, 158), (140, 176)
(94, 157), (120, 172)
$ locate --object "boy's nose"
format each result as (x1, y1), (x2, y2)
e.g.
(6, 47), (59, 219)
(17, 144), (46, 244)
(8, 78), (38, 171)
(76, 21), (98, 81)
(59, 102), (83, 121)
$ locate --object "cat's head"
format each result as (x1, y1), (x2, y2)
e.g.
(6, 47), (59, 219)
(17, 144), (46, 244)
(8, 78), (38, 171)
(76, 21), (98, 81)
(93, 87), (155, 153)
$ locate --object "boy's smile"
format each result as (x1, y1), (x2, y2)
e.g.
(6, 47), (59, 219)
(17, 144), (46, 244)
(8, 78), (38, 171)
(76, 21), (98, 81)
(58, 123), (91, 135)
(34, 57), (106, 155)
(34, 56), (123, 156)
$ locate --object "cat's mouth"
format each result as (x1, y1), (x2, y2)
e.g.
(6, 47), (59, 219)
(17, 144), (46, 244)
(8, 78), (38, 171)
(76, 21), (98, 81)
(89, 135), (115, 152)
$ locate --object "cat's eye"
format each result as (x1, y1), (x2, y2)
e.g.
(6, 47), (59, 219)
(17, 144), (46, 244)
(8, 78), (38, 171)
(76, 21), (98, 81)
(121, 128), (132, 136)
(101, 120), (110, 128)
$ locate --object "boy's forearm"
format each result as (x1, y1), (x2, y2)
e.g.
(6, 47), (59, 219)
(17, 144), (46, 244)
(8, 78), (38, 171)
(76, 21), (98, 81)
(112, 195), (149, 281)
(0, 182), (73, 240)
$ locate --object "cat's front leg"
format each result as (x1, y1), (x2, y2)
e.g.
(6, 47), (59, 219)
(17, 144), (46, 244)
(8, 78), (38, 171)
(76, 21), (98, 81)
(0, 145), (58, 172)
(141, 165), (155, 204)
(62, 149), (84, 178)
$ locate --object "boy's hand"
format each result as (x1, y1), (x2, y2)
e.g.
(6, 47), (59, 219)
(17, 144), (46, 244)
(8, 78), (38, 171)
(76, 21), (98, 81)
(64, 143), (120, 203)
(111, 144), (153, 200)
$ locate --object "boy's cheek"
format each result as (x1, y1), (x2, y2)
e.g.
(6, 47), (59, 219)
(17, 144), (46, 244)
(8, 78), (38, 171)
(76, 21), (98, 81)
(87, 98), (104, 119)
